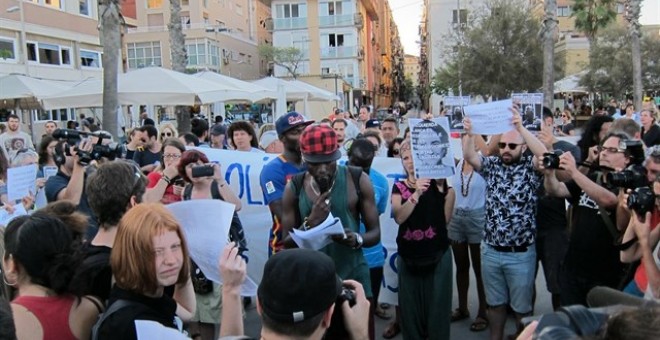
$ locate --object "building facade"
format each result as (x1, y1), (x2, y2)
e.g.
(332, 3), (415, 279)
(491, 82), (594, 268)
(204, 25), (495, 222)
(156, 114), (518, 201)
(404, 54), (420, 86)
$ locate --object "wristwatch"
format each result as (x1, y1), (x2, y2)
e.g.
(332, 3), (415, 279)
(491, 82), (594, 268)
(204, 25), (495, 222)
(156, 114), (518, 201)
(353, 233), (364, 249)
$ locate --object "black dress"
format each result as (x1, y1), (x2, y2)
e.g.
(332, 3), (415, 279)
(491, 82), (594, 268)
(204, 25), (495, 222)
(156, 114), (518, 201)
(642, 124), (660, 147)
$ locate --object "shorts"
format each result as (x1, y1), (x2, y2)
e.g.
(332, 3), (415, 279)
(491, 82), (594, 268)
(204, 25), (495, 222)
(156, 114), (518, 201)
(448, 207), (486, 244)
(536, 228), (569, 294)
(191, 283), (222, 324)
(481, 242), (536, 314)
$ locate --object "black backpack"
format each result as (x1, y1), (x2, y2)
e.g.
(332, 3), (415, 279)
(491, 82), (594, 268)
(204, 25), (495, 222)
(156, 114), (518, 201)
(183, 180), (248, 294)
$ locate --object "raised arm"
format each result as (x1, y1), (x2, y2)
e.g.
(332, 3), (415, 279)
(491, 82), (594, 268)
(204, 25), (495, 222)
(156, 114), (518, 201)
(512, 107), (547, 159)
(461, 118), (482, 171)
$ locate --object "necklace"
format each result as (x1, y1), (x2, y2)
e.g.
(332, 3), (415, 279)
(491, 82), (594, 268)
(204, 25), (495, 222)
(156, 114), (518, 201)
(405, 177), (416, 188)
(460, 161), (474, 197)
(310, 176), (336, 198)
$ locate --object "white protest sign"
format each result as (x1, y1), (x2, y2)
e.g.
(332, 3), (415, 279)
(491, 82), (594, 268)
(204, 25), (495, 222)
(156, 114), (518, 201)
(43, 166), (58, 179)
(0, 204), (28, 226)
(464, 99), (514, 135)
(444, 96), (471, 132)
(7, 164), (37, 201)
(166, 199), (258, 296)
(512, 93), (544, 131)
(408, 118), (456, 179)
(290, 213), (346, 250)
(196, 148), (406, 302)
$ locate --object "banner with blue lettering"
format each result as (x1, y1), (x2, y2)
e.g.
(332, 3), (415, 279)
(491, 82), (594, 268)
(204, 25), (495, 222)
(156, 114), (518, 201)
(198, 148), (405, 305)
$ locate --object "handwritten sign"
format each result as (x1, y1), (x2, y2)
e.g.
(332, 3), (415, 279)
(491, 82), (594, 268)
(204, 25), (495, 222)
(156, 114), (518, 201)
(7, 164), (37, 201)
(512, 93), (544, 131)
(408, 118), (456, 179)
(464, 99), (514, 135)
(444, 96), (471, 132)
(43, 166), (58, 179)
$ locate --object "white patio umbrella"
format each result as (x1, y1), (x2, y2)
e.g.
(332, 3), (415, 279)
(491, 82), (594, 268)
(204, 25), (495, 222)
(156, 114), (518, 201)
(0, 74), (73, 110)
(42, 67), (257, 110)
(554, 72), (588, 94)
(192, 71), (277, 102)
(250, 77), (310, 101)
(289, 80), (340, 102)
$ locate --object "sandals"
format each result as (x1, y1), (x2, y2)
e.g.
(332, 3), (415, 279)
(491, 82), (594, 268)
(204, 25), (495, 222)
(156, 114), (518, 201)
(382, 321), (401, 339)
(470, 315), (489, 332)
(450, 308), (470, 322)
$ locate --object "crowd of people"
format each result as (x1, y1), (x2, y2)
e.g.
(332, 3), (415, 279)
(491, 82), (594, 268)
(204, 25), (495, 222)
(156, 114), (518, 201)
(0, 97), (659, 340)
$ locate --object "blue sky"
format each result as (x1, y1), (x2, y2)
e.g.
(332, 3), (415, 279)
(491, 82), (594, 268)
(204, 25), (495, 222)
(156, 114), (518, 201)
(390, 0), (660, 56)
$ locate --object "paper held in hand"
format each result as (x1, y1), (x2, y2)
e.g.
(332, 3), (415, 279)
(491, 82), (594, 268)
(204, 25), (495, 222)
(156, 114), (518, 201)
(463, 99), (514, 135)
(166, 199), (258, 296)
(290, 213), (346, 250)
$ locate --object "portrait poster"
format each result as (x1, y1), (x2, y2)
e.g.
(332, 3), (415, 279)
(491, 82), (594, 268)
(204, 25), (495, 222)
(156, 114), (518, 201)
(444, 96), (471, 132)
(408, 118), (456, 179)
(512, 93), (544, 132)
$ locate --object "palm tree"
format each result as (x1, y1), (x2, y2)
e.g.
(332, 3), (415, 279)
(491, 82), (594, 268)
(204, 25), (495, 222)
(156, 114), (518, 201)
(624, 0), (643, 111)
(99, 0), (123, 139)
(571, 0), (616, 91)
(168, 0), (190, 134)
(542, 0), (558, 108)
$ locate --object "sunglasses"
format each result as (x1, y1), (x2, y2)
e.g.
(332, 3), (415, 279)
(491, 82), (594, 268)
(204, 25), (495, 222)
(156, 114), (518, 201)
(161, 132), (173, 138)
(497, 143), (523, 150)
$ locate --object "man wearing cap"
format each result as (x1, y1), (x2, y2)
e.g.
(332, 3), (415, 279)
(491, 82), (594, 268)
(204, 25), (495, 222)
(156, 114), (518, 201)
(365, 119), (381, 132)
(259, 130), (283, 154)
(260, 112), (314, 257)
(210, 124), (227, 149)
(280, 124), (381, 339)
(257, 249), (370, 340)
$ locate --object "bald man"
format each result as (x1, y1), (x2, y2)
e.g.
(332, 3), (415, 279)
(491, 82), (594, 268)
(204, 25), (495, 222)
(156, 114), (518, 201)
(462, 109), (547, 340)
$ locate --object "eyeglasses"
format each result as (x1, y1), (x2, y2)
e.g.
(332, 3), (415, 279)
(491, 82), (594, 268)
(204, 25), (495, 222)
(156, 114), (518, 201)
(497, 143), (524, 150)
(392, 149), (400, 156)
(561, 115), (567, 118)
(161, 132), (173, 138)
(163, 154), (181, 160)
(598, 146), (624, 154)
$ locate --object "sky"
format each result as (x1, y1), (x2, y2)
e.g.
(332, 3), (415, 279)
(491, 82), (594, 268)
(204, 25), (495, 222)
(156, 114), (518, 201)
(389, 0), (660, 57)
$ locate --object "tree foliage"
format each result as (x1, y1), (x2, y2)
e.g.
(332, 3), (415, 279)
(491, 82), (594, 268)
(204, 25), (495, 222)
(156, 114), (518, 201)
(258, 45), (305, 79)
(571, 0), (617, 41)
(399, 77), (415, 103)
(431, 0), (558, 99)
(580, 25), (660, 97)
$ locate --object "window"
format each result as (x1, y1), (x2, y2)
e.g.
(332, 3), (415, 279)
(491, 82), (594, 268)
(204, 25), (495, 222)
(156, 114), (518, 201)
(0, 38), (16, 61)
(321, 67), (331, 75)
(79, 0), (91, 16)
(328, 34), (344, 47)
(557, 6), (571, 17)
(44, 0), (62, 9)
(147, 0), (163, 9)
(182, 0), (189, 5)
(186, 40), (206, 66)
(27, 43), (37, 61)
(209, 44), (219, 66)
(60, 47), (71, 66)
(38, 43), (60, 65)
(80, 49), (101, 68)
(25, 42), (71, 66)
(33, 108), (70, 122)
(328, 1), (342, 15)
(276, 3), (306, 18)
(127, 41), (162, 69)
(181, 16), (191, 28)
(452, 9), (468, 24)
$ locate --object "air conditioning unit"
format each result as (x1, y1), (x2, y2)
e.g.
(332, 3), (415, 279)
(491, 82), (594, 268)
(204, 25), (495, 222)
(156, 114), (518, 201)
(222, 49), (230, 65)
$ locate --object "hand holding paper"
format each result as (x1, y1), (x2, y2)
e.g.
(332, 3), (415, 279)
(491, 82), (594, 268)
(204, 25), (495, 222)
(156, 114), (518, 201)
(219, 242), (247, 293)
(463, 99), (514, 135)
(290, 213), (346, 250)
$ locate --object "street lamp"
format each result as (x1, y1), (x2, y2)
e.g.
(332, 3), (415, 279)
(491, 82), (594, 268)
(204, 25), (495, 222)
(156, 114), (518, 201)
(6, 0), (28, 76)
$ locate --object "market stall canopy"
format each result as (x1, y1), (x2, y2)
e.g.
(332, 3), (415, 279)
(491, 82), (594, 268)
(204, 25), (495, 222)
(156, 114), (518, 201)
(0, 74), (74, 110)
(289, 80), (340, 102)
(41, 67), (261, 110)
(553, 72), (588, 94)
(192, 71), (277, 102)
(250, 77), (311, 101)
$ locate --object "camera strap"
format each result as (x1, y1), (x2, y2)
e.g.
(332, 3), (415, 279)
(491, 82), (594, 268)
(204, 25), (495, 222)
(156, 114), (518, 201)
(595, 173), (623, 244)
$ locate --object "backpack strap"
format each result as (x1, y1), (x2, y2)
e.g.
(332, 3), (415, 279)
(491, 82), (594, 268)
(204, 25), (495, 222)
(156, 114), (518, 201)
(347, 166), (363, 222)
(91, 299), (140, 340)
(183, 183), (193, 201)
(595, 172), (622, 243)
(210, 180), (224, 200)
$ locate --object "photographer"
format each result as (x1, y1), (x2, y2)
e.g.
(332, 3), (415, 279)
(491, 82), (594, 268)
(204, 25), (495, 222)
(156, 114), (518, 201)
(542, 132), (635, 306)
(45, 138), (98, 240)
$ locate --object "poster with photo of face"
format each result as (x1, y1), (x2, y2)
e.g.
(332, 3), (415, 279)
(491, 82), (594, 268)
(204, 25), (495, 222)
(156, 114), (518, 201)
(512, 93), (544, 132)
(408, 117), (456, 179)
(444, 96), (471, 132)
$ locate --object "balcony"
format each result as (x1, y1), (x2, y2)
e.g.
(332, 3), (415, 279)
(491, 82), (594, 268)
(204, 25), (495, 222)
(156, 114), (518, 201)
(273, 17), (307, 30)
(320, 46), (357, 59)
(319, 14), (353, 27)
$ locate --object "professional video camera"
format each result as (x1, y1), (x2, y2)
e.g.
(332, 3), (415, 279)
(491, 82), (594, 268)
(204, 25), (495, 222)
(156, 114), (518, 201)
(607, 164), (648, 189)
(627, 187), (656, 216)
(52, 129), (125, 166)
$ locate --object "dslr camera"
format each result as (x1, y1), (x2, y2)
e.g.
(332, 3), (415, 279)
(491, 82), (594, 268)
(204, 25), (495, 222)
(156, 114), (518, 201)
(191, 164), (215, 178)
(606, 164), (648, 189)
(52, 129), (125, 166)
(627, 187), (656, 216)
(542, 150), (564, 169)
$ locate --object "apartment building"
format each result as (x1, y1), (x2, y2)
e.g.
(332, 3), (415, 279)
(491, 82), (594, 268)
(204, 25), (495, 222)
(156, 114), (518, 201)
(404, 54), (420, 86)
(270, 0), (408, 117)
(122, 0), (270, 79)
(0, 0), (103, 133)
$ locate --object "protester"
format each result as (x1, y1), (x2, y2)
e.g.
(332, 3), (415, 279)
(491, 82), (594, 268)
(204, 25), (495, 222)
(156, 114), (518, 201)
(576, 115), (614, 164)
(227, 121), (262, 153)
(331, 118), (349, 155)
(640, 109), (660, 147)
(389, 139), (454, 339)
(557, 109), (575, 136)
(191, 117), (210, 147)
(132, 125), (162, 173)
(37, 135), (57, 174)
(3, 213), (102, 340)
(361, 129), (386, 157)
(140, 111), (156, 126)
(209, 124), (227, 149)
(387, 137), (404, 158)
(95, 203), (194, 339)
(280, 124), (380, 339)
(256, 249), (370, 340)
(543, 132), (634, 306)
(159, 123), (179, 143)
(43, 121), (58, 137)
(259, 130), (283, 153)
(180, 132), (200, 147)
(124, 128), (144, 161)
(448, 135), (489, 331)
(610, 117), (641, 140)
(0, 114), (34, 162)
(144, 138), (186, 204)
(259, 112), (313, 256)
(463, 107), (547, 340)
(380, 117), (400, 146)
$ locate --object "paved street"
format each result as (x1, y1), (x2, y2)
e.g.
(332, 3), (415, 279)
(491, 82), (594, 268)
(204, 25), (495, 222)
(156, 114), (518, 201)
(242, 260), (553, 339)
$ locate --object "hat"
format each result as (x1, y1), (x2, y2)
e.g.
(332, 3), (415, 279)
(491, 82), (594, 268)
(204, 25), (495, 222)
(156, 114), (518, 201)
(300, 124), (341, 163)
(275, 112), (314, 136)
(210, 124), (227, 136)
(258, 249), (342, 323)
(259, 130), (279, 149)
(365, 119), (380, 129)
